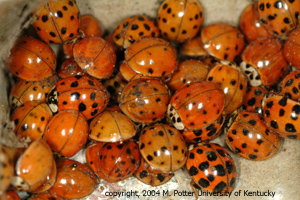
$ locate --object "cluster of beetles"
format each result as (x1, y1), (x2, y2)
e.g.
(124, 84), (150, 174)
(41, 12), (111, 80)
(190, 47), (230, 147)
(1, 0), (300, 199)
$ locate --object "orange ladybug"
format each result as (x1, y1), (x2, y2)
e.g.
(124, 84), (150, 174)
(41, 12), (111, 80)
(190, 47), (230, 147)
(6, 37), (56, 81)
(11, 101), (53, 141)
(157, 0), (204, 43)
(49, 159), (97, 199)
(86, 141), (140, 182)
(32, 0), (80, 44)
(139, 124), (187, 172)
(10, 75), (59, 111)
(44, 110), (89, 157)
(73, 37), (116, 79)
(89, 110), (136, 143)
(113, 15), (159, 48)
(58, 57), (86, 78)
(124, 37), (177, 78)
(284, 27), (300, 69)
(120, 78), (169, 123)
(201, 23), (245, 61)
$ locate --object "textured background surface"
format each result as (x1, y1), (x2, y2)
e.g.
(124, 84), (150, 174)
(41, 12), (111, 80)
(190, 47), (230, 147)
(0, 0), (299, 199)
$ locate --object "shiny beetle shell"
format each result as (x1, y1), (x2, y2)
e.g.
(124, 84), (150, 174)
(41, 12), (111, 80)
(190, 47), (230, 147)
(124, 37), (177, 78)
(32, 0), (80, 44)
(186, 143), (236, 194)
(11, 101), (53, 141)
(44, 110), (89, 157)
(10, 75), (59, 111)
(6, 37), (56, 81)
(89, 110), (136, 143)
(167, 60), (211, 92)
(258, 0), (300, 37)
(263, 95), (300, 139)
(168, 81), (225, 130)
(157, 0), (204, 43)
(73, 37), (116, 79)
(139, 124), (187, 172)
(58, 57), (86, 78)
(113, 15), (159, 48)
(241, 37), (289, 87)
(241, 86), (268, 114)
(226, 111), (281, 160)
(86, 141), (140, 182)
(49, 159), (97, 199)
(182, 115), (224, 143)
(179, 36), (209, 57)
(47, 75), (109, 119)
(284, 27), (300, 69)
(120, 78), (169, 123)
(201, 23), (245, 61)
(279, 71), (300, 101)
(135, 157), (174, 186)
(206, 61), (248, 115)
(14, 140), (54, 191)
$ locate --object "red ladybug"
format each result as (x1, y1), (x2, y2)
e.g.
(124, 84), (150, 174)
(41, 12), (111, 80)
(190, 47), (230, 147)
(57, 57), (86, 78)
(86, 141), (140, 182)
(6, 37), (56, 81)
(284, 28), (300, 69)
(32, 0), (80, 44)
(47, 75), (109, 119)
(157, 0), (204, 43)
(186, 143), (236, 194)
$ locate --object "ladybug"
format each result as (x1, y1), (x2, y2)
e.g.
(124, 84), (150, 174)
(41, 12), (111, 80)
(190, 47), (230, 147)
(167, 60), (211, 92)
(207, 60), (248, 115)
(241, 86), (268, 114)
(240, 37), (289, 86)
(11, 101), (53, 141)
(57, 57), (86, 78)
(186, 143), (236, 194)
(63, 14), (103, 57)
(258, 0), (300, 37)
(284, 27), (300, 69)
(47, 75), (109, 119)
(179, 36), (209, 57)
(6, 36), (56, 81)
(226, 110), (281, 160)
(10, 75), (59, 111)
(89, 110), (136, 143)
(44, 110), (89, 157)
(73, 37), (116, 79)
(167, 81), (225, 130)
(86, 141), (140, 182)
(263, 95), (300, 139)
(124, 37), (177, 78)
(182, 115), (224, 143)
(120, 78), (169, 123)
(12, 140), (54, 192)
(201, 23), (245, 61)
(32, 0), (80, 44)
(239, 2), (273, 43)
(135, 157), (174, 186)
(49, 159), (97, 199)
(139, 124), (187, 172)
(29, 159), (57, 193)
(113, 15), (159, 48)
(279, 71), (300, 101)
(29, 191), (62, 200)
(157, 0), (204, 43)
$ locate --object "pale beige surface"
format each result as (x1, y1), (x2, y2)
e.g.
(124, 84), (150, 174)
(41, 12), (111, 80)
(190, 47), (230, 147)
(0, 0), (299, 200)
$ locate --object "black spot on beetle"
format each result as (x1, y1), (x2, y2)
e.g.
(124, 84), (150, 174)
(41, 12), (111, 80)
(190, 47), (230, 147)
(285, 123), (296, 132)
(78, 103), (86, 112)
